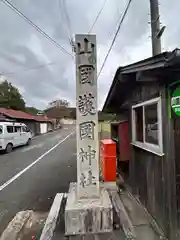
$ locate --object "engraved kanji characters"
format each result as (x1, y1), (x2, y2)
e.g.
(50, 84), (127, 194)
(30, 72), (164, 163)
(79, 121), (95, 140)
(79, 145), (96, 166)
(76, 35), (98, 193)
(78, 93), (96, 116)
(88, 52), (96, 65)
(80, 173), (86, 188)
(79, 170), (95, 188)
(79, 65), (94, 85)
(87, 170), (95, 185)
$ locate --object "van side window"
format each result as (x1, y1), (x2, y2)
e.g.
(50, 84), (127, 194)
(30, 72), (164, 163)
(15, 126), (21, 132)
(7, 126), (14, 133)
(22, 126), (27, 132)
(0, 126), (3, 134)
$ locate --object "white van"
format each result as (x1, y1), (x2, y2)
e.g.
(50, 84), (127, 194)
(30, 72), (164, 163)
(0, 122), (32, 153)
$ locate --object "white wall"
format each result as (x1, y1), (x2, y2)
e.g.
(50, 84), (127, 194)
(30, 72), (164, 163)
(40, 123), (48, 134)
(61, 118), (76, 124)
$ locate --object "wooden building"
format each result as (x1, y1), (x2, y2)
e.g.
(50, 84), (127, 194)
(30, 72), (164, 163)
(103, 49), (180, 240)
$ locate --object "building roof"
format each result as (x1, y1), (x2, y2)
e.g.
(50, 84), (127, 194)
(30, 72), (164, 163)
(34, 115), (53, 122)
(0, 108), (53, 122)
(0, 114), (7, 121)
(102, 49), (180, 113)
(0, 108), (34, 120)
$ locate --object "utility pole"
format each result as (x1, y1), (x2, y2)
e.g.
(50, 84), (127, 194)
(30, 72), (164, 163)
(149, 0), (162, 56)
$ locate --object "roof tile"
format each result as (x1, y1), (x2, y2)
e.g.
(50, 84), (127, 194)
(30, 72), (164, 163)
(0, 108), (53, 122)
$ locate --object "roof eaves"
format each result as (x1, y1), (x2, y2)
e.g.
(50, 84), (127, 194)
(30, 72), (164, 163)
(164, 48), (180, 66)
(120, 52), (171, 74)
(121, 60), (166, 74)
(102, 50), (178, 113)
(102, 67), (121, 112)
(120, 49), (180, 74)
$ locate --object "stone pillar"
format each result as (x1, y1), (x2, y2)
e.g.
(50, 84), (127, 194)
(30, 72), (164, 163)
(75, 34), (99, 199)
(65, 34), (113, 236)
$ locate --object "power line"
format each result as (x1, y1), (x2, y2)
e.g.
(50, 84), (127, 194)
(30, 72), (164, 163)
(0, 61), (57, 76)
(0, 0), (73, 58)
(62, 0), (73, 38)
(88, 0), (108, 34)
(58, 0), (72, 42)
(58, 0), (74, 54)
(97, 0), (133, 79)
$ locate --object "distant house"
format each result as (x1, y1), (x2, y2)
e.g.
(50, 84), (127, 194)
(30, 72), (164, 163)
(45, 106), (76, 126)
(0, 108), (54, 136)
(34, 115), (54, 134)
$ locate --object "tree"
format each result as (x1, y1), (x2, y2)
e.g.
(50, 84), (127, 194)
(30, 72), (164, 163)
(0, 80), (25, 111)
(26, 106), (40, 115)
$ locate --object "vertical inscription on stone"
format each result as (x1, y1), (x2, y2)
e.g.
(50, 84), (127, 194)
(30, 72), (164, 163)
(78, 93), (96, 116)
(79, 145), (96, 166)
(79, 121), (95, 140)
(75, 35), (99, 198)
(79, 65), (94, 85)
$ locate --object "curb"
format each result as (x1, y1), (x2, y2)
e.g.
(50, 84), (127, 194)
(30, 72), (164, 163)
(40, 193), (64, 240)
(109, 190), (136, 239)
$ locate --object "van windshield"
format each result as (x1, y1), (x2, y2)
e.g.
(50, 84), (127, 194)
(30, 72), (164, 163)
(0, 126), (2, 134)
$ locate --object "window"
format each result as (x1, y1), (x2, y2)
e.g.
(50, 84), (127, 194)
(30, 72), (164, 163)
(145, 103), (158, 145)
(22, 126), (28, 132)
(0, 126), (3, 134)
(132, 97), (163, 155)
(134, 106), (143, 142)
(7, 126), (14, 133)
(15, 126), (21, 132)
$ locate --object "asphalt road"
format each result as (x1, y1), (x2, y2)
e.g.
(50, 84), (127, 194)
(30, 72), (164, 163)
(0, 125), (76, 234)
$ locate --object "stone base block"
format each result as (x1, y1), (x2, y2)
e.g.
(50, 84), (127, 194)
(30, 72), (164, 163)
(65, 183), (113, 235)
(100, 181), (117, 191)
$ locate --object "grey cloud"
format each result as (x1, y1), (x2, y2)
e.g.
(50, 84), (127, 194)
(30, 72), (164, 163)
(0, 44), (74, 108)
(12, 0), (70, 42)
(0, 0), (180, 109)
(112, 0), (150, 52)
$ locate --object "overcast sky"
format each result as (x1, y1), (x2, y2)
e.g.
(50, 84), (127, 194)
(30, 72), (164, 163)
(0, 0), (179, 110)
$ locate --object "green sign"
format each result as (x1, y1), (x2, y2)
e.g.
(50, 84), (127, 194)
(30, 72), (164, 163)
(171, 86), (180, 116)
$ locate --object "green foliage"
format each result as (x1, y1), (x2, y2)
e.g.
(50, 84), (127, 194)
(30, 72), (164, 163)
(0, 80), (72, 119)
(26, 106), (40, 115)
(98, 111), (115, 121)
(0, 80), (25, 111)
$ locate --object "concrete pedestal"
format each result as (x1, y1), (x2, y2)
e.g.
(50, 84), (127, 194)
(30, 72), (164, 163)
(65, 183), (113, 235)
